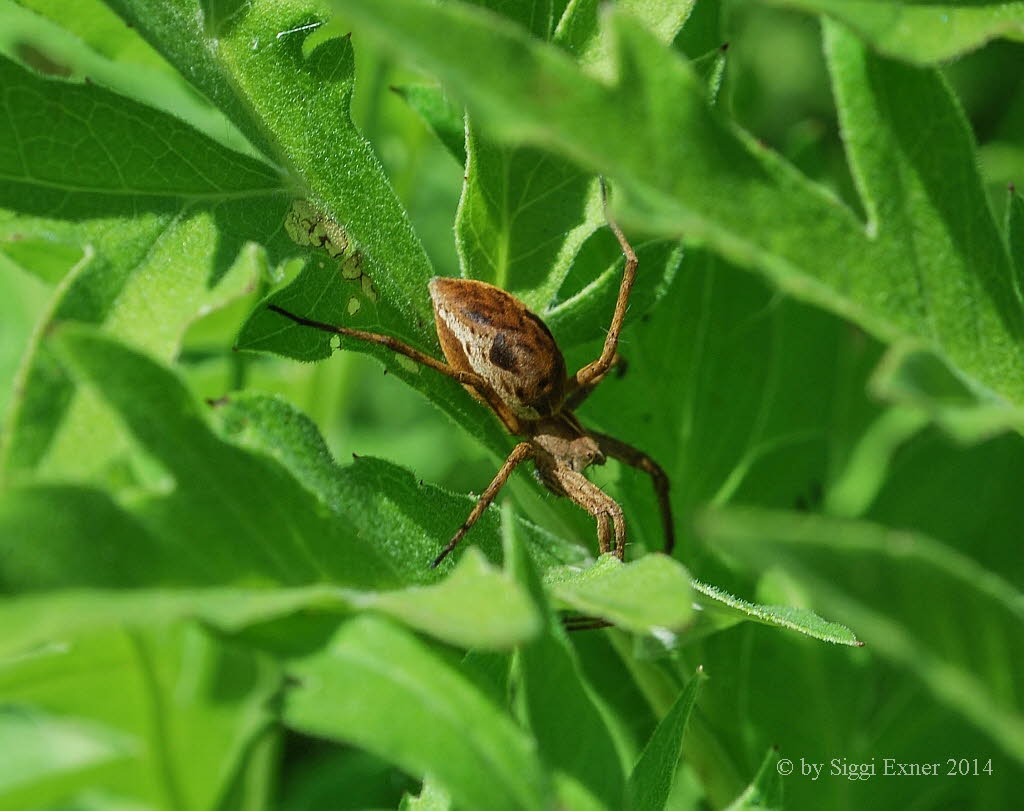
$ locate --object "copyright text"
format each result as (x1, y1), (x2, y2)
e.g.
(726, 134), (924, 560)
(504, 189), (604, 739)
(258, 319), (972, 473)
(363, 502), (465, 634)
(775, 757), (994, 781)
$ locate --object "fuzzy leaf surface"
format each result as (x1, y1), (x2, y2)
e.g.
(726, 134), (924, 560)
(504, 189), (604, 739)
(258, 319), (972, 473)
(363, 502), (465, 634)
(329, 0), (1024, 410)
(749, 0), (1024, 64)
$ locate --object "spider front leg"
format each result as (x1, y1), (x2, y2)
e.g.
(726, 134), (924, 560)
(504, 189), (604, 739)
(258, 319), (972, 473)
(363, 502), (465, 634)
(591, 430), (675, 556)
(568, 179), (638, 396)
(266, 304), (522, 433)
(538, 460), (627, 560)
(563, 352), (624, 412)
(431, 442), (534, 568)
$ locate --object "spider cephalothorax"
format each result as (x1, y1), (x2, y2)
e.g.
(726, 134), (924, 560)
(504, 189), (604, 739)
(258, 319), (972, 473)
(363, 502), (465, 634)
(269, 181), (674, 567)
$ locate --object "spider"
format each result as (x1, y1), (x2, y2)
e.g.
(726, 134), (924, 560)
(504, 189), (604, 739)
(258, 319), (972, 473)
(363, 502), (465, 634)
(268, 180), (674, 568)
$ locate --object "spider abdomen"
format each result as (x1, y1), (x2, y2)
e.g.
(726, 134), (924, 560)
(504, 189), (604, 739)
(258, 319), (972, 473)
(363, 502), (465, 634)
(429, 277), (567, 420)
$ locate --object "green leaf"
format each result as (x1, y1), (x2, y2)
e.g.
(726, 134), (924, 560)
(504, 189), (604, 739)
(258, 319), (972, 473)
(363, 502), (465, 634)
(627, 667), (706, 811)
(865, 346), (1023, 445)
(855, 414), (1024, 591)
(5, 228), (267, 481)
(0, 52), (287, 480)
(455, 132), (601, 310)
(213, 1), (436, 328)
(95, 0), (509, 451)
(0, 707), (133, 803)
(545, 554), (694, 633)
(0, 329), (562, 654)
(282, 615), (552, 811)
(567, 248), (879, 558)
(14, 0), (168, 67)
(702, 506), (1024, 764)
(690, 41), (729, 102)
(328, 0), (1024, 410)
(0, 56), (280, 195)
(1008, 185), (1024, 299)
(468, 0), (558, 40)
(723, 748), (783, 811)
(97, 0), (281, 159)
(823, 402), (929, 517)
(0, 263), (49, 418)
(9, 3), (1024, 806)
(544, 232), (682, 349)
(226, 12), (512, 453)
(823, 18), (1022, 394)
(0, 625), (279, 811)
(399, 777), (451, 811)
(504, 506), (626, 809)
(350, 548), (542, 649)
(688, 579), (862, 647)
(747, 0), (1024, 64)
(0, 581), (324, 661)
(392, 84), (467, 165)
(0, 553), (540, 658)
(554, 0), (696, 79)
(52, 326), (405, 588)
(454, 0), (688, 318)
(4, 0), (256, 160)
(3, 338), (567, 613)
(212, 391), (585, 574)
(672, 0), (723, 59)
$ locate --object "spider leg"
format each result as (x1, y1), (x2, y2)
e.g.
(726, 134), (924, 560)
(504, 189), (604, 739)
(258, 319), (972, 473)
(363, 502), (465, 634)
(431, 442), (534, 568)
(562, 352), (624, 411)
(568, 178), (638, 395)
(591, 430), (675, 556)
(267, 304), (522, 433)
(539, 461), (627, 560)
(595, 511), (612, 555)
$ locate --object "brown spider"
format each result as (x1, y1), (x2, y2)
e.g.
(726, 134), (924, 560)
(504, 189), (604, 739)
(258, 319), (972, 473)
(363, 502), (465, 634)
(268, 181), (674, 567)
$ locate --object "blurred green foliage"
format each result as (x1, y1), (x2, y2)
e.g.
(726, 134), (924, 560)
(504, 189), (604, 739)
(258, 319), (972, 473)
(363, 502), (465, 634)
(1, 1), (1024, 809)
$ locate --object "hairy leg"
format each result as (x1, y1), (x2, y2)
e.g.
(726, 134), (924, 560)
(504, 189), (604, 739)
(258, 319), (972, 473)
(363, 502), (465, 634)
(591, 430), (674, 555)
(538, 461), (627, 560)
(268, 304), (522, 433)
(568, 179), (638, 394)
(431, 442), (534, 568)
(595, 511), (612, 555)
(562, 352), (625, 412)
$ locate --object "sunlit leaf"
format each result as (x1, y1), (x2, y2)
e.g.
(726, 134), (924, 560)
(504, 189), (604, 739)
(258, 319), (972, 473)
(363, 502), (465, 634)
(748, 0), (1024, 64)
(329, 0), (1024, 410)
(545, 554), (693, 633)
